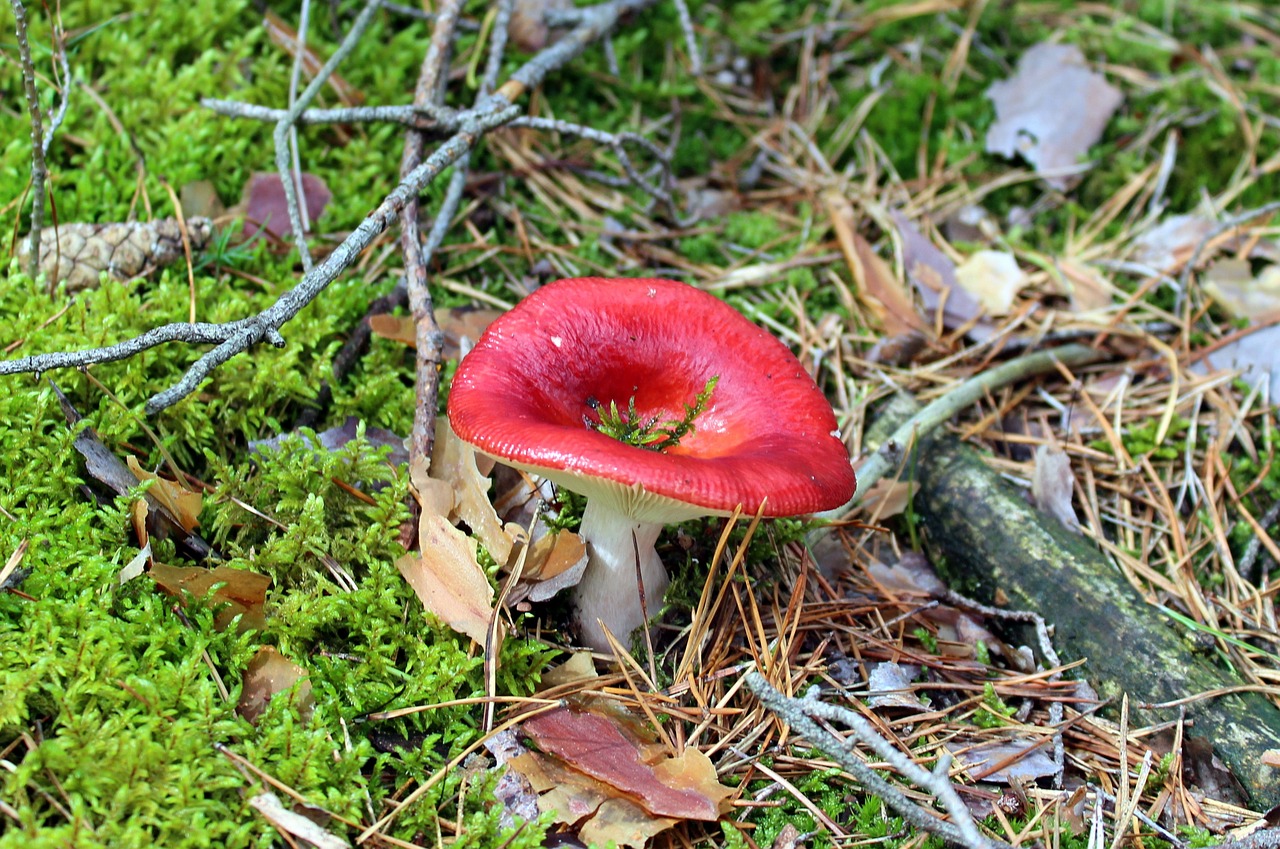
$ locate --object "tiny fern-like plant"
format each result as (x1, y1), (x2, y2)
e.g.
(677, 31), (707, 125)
(586, 376), (719, 452)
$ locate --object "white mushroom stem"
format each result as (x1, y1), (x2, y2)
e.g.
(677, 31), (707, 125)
(572, 498), (669, 652)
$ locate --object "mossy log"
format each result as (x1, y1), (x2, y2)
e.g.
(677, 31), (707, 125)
(871, 397), (1280, 807)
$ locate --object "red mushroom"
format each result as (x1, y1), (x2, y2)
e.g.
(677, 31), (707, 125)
(447, 277), (855, 651)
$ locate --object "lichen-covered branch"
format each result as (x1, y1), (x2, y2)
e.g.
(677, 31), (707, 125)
(0, 0), (659, 415)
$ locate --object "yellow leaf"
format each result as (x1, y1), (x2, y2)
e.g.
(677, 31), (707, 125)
(398, 479), (495, 645)
(433, 419), (516, 566)
(126, 456), (202, 532)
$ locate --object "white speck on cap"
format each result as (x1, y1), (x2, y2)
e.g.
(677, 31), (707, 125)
(550, 336), (563, 347)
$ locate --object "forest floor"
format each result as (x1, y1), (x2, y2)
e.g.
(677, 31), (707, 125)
(2, 1), (1280, 848)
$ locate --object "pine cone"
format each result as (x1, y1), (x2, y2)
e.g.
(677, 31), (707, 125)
(16, 217), (213, 291)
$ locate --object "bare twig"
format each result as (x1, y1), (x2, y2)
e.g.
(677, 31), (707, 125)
(286, 0), (315, 237)
(746, 672), (1004, 849)
(399, 0), (464, 465)
(41, 7), (71, 158)
(671, 0), (702, 74)
(11, 0), (47, 280)
(272, 0), (385, 271)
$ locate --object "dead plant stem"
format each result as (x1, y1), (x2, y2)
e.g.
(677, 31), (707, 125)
(11, 0), (46, 280)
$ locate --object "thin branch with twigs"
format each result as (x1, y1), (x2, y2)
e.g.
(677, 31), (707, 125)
(0, 0), (660, 417)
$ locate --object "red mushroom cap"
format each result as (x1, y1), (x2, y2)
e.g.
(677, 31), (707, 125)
(447, 277), (856, 523)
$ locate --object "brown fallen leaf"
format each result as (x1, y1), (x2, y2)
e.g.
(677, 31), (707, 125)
(248, 792), (345, 849)
(1058, 259), (1116, 313)
(148, 562), (271, 632)
(180, 180), (226, 220)
(519, 530), (589, 603)
(239, 172), (332, 240)
(580, 798), (678, 849)
(985, 42), (1123, 189)
(370, 307), (504, 359)
(54, 384), (214, 560)
(397, 455), (495, 645)
(539, 651), (599, 690)
(126, 456), (203, 533)
(369, 314), (416, 348)
(1193, 323), (1280, 400)
(238, 647), (315, 725)
(953, 737), (1059, 784)
(432, 419), (518, 566)
(857, 479), (917, 520)
(824, 194), (923, 336)
(891, 210), (990, 334)
(1131, 214), (1216, 271)
(866, 661), (928, 712)
(508, 0), (572, 52)
(771, 823), (807, 849)
(521, 707), (726, 820)
(17, 218), (212, 292)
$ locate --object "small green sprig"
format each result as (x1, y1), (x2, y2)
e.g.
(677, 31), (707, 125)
(587, 376), (719, 452)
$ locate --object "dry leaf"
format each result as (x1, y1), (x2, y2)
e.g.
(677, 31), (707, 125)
(866, 661), (928, 711)
(1204, 259), (1280, 320)
(54, 384), (213, 559)
(369, 314), (416, 348)
(396, 518), (494, 645)
(238, 647), (315, 724)
(17, 218), (212, 292)
(1131, 214), (1215, 271)
(580, 798), (678, 849)
(539, 651), (599, 690)
(954, 250), (1027, 316)
(1058, 259), (1116, 312)
(508, 0), (572, 52)
(433, 419), (517, 566)
(126, 457), (203, 533)
(521, 707), (725, 820)
(1194, 325), (1280, 400)
(241, 172), (332, 239)
(772, 823), (807, 849)
(249, 793), (345, 849)
(825, 194), (923, 335)
(985, 42), (1123, 189)
(520, 530), (589, 602)
(953, 737), (1059, 784)
(148, 563), (271, 632)
(865, 550), (948, 597)
(1032, 444), (1080, 532)
(370, 308), (503, 359)
(891, 211), (989, 333)
(858, 479), (917, 520)
(117, 544), (150, 585)
(180, 180), (225, 220)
